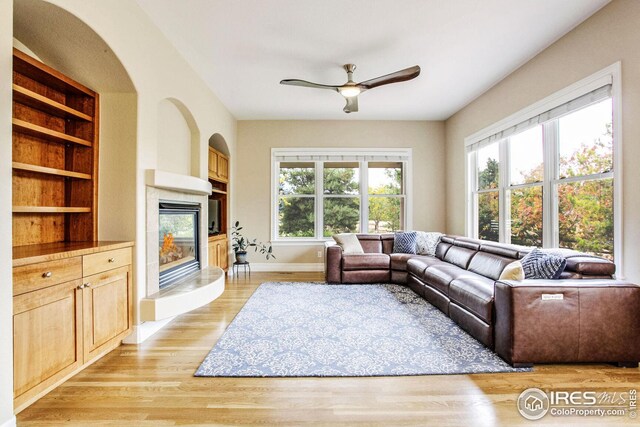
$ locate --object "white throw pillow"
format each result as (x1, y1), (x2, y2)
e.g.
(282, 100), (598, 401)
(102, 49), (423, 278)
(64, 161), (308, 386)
(415, 231), (443, 256)
(499, 261), (525, 281)
(332, 233), (364, 254)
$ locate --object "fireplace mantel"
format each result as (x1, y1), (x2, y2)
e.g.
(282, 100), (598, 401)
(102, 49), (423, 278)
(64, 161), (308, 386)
(146, 169), (212, 195)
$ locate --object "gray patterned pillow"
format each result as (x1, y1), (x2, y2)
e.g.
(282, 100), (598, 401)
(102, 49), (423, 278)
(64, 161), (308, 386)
(393, 231), (417, 254)
(520, 248), (566, 279)
(415, 231), (443, 256)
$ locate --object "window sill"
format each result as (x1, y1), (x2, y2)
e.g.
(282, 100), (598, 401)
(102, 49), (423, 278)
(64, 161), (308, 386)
(271, 239), (329, 246)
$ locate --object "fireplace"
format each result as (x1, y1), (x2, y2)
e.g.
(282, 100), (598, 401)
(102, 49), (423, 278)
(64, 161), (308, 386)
(158, 201), (200, 288)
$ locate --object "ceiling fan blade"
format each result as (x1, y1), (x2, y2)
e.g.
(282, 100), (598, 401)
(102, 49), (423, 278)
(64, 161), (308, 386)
(357, 65), (421, 90)
(280, 79), (339, 91)
(343, 96), (358, 114)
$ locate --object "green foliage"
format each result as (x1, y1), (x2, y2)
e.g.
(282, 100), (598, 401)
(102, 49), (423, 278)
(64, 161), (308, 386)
(368, 168), (402, 232)
(477, 123), (614, 258)
(231, 221), (275, 260)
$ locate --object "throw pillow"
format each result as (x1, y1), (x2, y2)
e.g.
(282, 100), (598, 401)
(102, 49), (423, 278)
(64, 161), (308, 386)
(520, 248), (567, 279)
(393, 231), (417, 254)
(499, 261), (525, 281)
(332, 233), (364, 254)
(415, 231), (443, 256)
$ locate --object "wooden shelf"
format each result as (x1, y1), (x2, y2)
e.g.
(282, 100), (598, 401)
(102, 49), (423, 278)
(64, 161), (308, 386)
(13, 162), (91, 180)
(13, 84), (93, 122)
(12, 118), (92, 147)
(13, 206), (91, 214)
(211, 188), (227, 195)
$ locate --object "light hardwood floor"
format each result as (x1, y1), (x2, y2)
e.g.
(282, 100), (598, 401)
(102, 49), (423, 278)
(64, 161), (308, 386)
(17, 272), (640, 426)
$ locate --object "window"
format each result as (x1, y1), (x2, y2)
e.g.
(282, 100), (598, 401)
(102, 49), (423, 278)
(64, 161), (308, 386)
(272, 149), (411, 240)
(467, 69), (619, 261)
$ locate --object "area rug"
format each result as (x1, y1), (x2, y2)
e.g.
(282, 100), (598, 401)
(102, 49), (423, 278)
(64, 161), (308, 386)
(195, 282), (531, 377)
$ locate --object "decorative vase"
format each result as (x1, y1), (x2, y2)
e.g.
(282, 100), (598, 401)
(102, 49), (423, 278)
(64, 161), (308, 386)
(235, 251), (247, 263)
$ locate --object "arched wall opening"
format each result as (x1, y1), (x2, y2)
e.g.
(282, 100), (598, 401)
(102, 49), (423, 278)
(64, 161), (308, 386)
(13, 0), (138, 242)
(209, 133), (231, 156)
(158, 98), (201, 177)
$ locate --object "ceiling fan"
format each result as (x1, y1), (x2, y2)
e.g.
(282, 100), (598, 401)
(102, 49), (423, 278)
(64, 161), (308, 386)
(280, 64), (421, 113)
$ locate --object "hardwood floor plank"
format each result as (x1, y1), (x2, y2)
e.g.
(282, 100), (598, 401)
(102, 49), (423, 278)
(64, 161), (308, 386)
(17, 272), (640, 426)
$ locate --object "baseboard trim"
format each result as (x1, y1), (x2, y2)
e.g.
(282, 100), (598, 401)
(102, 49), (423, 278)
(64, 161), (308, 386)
(248, 262), (324, 272)
(122, 317), (176, 344)
(1, 416), (16, 427)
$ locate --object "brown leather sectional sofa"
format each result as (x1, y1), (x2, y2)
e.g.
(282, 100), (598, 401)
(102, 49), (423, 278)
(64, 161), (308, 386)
(325, 234), (640, 367)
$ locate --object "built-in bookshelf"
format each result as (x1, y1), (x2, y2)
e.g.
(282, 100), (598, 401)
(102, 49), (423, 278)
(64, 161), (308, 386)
(12, 48), (99, 247)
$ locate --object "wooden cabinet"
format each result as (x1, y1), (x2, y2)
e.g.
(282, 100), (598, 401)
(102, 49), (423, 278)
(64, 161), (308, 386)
(208, 235), (229, 271)
(82, 266), (132, 363)
(12, 49), (99, 247)
(208, 147), (228, 182)
(12, 242), (133, 413)
(13, 280), (83, 406)
(217, 154), (229, 181)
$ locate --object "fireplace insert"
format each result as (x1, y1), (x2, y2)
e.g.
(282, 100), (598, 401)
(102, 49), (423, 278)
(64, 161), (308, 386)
(158, 201), (200, 288)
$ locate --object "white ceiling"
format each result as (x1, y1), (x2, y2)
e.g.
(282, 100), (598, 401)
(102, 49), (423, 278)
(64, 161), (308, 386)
(135, 0), (610, 120)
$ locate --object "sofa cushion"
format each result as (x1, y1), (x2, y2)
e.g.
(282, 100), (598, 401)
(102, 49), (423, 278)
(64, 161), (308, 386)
(468, 251), (514, 281)
(443, 246), (477, 269)
(356, 234), (383, 253)
(499, 261), (525, 281)
(391, 253), (414, 271)
(521, 248), (566, 279)
(449, 275), (495, 323)
(333, 233), (364, 254)
(342, 253), (390, 271)
(393, 231), (418, 254)
(415, 231), (443, 256)
(422, 264), (476, 296)
(435, 242), (452, 260)
(406, 256), (447, 277)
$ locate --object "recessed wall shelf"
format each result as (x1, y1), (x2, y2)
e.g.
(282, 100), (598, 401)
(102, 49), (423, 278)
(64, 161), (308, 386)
(12, 162), (92, 180)
(12, 84), (93, 121)
(12, 118), (92, 147)
(13, 206), (92, 214)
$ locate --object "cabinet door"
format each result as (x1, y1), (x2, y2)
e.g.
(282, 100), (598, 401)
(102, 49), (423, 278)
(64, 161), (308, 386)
(208, 240), (219, 268)
(82, 266), (132, 363)
(217, 155), (229, 181)
(208, 148), (218, 178)
(218, 239), (229, 270)
(13, 279), (83, 408)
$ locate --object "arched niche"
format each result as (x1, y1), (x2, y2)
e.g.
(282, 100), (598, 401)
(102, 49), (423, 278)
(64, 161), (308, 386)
(157, 98), (201, 177)
(13, 0), (137, 242)
(209, 133), (230, 156)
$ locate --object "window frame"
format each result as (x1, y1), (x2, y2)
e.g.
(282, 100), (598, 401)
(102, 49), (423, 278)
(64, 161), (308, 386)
(271, 148), (412, 244)
(465, 63), (622, 275)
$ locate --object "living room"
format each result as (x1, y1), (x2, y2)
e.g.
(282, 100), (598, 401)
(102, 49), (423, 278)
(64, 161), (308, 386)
(1, 0), (639, 426)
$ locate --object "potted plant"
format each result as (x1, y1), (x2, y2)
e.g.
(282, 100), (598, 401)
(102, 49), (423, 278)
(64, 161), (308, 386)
(231, 221), (275, 263)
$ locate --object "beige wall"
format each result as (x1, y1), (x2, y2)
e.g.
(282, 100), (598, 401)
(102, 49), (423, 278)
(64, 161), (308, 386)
(445, 0), (640, 281)
(0, 1), (14, 425)
(237, 120), (446, 264)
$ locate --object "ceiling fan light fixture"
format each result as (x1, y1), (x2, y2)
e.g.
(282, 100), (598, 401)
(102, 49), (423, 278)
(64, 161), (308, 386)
(338, 86), (361, 98)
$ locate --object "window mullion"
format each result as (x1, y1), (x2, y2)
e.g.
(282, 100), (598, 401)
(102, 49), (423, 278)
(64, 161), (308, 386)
(315, 161), (323, 239)
(499, 139), (509, 243)
(543, 121), (558, 248)
(360, 161), (368, 233)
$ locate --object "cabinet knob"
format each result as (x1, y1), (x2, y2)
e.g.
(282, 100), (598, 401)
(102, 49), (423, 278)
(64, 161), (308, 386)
(77, 284), (85, 290)
(108, 258), (115, 263)
(42, 271), (52, 278)
(84, 283), (91, 288)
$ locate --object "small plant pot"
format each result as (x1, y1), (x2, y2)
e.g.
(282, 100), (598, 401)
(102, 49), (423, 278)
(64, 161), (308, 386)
(235, 251), (247, 263)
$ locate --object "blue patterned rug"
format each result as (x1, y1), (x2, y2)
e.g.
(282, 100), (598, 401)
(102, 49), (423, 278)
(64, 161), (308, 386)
(195, 282), (531, 377)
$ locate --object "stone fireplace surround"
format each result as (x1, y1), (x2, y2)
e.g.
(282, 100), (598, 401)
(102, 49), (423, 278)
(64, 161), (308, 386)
(140, 170), (225, 324)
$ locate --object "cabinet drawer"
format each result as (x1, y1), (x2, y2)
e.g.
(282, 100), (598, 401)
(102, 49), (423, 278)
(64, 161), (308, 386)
(13, 257), (82, 296)
(83, 248), (132, 276)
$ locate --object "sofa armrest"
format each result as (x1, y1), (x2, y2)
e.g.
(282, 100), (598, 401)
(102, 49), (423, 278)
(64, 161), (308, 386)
(494, 279), (640, 365)
(325, 244), (343, 283)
